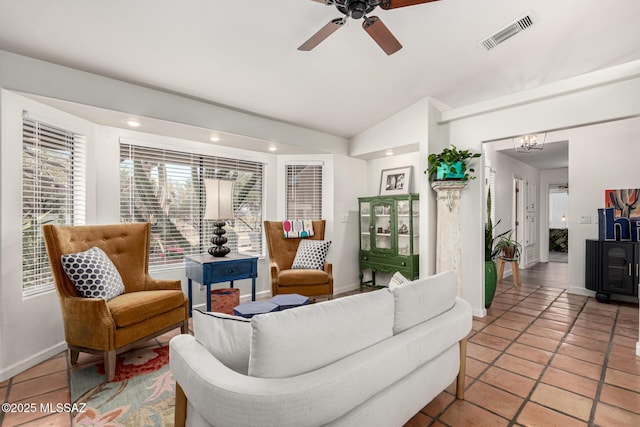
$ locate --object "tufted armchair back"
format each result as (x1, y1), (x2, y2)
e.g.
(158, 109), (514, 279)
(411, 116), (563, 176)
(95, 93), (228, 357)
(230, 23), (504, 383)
(43, 222), (153, 296)
(263, 220), (326, 270)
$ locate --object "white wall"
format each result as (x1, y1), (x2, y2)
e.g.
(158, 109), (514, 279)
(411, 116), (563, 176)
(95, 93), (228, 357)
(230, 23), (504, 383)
(440, 62), (640, 316)
(350, 97), (441, 280)
(554, 117), (640, 296)
(0, 50), (352, 380)
(275, 154), (367, 294)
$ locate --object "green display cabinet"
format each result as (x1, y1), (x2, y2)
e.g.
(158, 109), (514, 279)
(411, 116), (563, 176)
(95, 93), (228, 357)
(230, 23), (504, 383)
(358, 194), (419, 289)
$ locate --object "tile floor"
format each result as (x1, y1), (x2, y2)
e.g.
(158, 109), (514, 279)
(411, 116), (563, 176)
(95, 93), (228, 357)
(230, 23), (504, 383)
(1, 263), (638, 427)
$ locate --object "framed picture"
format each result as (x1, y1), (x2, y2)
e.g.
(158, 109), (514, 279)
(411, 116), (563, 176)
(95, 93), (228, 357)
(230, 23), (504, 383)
(379, 166), (412, 195)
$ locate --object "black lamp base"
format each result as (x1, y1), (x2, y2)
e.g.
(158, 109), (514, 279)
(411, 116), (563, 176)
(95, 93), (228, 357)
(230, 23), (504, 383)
(208, 220), (230, 257)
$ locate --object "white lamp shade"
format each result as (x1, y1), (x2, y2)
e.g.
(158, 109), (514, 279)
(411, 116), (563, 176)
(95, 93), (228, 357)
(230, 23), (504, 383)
(204, 179), (234, 220)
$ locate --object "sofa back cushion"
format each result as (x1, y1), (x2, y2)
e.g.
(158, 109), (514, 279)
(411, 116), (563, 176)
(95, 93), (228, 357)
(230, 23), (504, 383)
(391, 270), (457, 334)
(248, 289), (394, 378)
(193, 310), (251, 374)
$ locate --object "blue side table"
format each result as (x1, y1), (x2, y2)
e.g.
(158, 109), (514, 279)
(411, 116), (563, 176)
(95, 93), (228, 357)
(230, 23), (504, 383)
(185, 253), (258, 316)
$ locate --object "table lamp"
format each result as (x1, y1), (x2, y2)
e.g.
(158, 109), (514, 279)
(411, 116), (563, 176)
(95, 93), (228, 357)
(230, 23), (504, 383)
(204, 178), (234, 257)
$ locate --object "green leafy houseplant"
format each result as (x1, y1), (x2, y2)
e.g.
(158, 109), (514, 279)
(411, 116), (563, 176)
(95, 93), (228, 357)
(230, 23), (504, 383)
(425, 145), (481, 182)
(494, 231), (522, 260)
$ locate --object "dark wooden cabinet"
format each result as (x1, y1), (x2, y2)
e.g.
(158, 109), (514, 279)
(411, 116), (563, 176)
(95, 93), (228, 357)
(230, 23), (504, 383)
(586, 239), (639, 302)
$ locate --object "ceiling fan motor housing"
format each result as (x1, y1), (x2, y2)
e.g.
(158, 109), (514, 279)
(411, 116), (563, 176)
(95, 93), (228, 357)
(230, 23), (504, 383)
(336, 0), (377, 19)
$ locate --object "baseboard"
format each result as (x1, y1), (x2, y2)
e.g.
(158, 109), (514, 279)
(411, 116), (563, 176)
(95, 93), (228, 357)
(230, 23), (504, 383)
(473, 307), (488, 318)
(0, 342), (67, 382)
(333, 282), (361, 295)
(567, 286), (596, 297)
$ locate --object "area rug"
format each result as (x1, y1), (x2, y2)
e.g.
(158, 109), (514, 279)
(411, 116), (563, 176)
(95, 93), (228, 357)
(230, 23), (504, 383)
(71, 345), (176, 426)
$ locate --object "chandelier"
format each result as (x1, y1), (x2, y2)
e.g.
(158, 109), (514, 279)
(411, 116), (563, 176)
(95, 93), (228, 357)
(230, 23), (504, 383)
(513, 133), (546, 153)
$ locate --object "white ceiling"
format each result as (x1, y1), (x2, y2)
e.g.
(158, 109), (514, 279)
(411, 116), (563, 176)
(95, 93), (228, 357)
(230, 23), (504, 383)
(1, 0), (639, 141)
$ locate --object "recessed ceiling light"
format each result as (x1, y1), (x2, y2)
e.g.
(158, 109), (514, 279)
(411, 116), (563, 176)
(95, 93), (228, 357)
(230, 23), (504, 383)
(210, 136), (221, 142)
(385, 150), (394, 156)
(127, 120), (141, 128)
(268, 146), (277, 152)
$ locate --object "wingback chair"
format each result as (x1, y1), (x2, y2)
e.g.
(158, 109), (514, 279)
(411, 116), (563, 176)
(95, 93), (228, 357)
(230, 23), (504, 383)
(263, 220), (333, 298)
(43, 222), (189, 381)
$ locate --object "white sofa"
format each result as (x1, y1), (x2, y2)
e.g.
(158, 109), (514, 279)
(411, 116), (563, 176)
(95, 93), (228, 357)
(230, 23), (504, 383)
(170, 271), (472, 427)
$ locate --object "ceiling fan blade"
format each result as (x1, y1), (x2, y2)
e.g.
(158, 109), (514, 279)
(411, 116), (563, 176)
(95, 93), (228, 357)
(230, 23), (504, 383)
(362, 16), (402, 55)
(380, 0), (440, 10)
(298, 18), (345, 51)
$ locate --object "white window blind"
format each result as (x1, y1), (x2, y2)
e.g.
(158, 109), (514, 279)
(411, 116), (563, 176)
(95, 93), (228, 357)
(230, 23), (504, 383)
(120, 143), (264, 269)
(22, 114), (87, 296)
(286, 164), (323, 219)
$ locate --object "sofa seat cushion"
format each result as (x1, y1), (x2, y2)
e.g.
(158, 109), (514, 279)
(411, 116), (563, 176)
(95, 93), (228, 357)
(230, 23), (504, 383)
(108, 290), (186, 328)
(249, 289), (394, 378)
(278, 268), (329, 285)
(391, 270), (457, 334)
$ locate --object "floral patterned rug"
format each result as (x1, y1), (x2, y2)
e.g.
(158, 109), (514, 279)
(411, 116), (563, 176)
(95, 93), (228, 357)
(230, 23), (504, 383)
(71, 346), (175, 426)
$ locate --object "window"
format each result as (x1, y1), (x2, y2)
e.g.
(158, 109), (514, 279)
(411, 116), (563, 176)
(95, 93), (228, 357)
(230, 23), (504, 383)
(120, 143), (264, 269)
(286, 163), (323, 219)
(22, 114), (86, 296)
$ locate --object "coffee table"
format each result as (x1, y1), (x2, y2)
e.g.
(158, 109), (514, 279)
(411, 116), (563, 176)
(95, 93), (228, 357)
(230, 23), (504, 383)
(233, 293), (310, 318)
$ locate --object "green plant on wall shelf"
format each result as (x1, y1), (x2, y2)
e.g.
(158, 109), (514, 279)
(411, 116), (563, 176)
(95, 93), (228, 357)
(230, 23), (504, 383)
(425, 145), (481, 182)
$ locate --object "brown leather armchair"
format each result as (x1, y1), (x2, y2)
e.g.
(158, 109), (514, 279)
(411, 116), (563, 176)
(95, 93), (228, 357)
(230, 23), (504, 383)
(43, 222), (189, 381)
(263, 220), (333, 298)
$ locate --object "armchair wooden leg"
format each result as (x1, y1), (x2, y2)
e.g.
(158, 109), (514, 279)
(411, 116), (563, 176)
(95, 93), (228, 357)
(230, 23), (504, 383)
(69, 349), (79, 365)
(104, 350), (116, 382)
(175, 382), (187, 427)
(181, 319), (189, 334)
(456, 338), (467, 400)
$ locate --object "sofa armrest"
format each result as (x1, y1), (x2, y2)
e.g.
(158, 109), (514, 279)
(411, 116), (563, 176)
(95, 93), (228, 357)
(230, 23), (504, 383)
(144, 276), (181, 291)
(60, 296), (116, 350)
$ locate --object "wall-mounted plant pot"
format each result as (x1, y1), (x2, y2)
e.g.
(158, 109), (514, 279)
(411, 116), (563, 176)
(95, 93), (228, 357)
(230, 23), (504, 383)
(436, 161), (465, 180)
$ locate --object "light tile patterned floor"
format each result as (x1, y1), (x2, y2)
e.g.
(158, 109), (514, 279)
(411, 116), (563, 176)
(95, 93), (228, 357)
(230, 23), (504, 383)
(1, 263), (638, 426)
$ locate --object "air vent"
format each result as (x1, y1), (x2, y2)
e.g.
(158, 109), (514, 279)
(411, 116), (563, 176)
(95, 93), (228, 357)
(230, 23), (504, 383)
(481, 14), (534, 51)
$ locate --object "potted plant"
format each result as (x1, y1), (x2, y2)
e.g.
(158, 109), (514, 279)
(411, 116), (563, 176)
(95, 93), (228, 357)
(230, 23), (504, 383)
(494, 231), (522, 260)
(425, 145), (481, 182)
(485, 189), (509, 308)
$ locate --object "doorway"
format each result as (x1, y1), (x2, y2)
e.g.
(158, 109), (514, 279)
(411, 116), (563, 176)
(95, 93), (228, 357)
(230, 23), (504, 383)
(548, 184), (569, 263)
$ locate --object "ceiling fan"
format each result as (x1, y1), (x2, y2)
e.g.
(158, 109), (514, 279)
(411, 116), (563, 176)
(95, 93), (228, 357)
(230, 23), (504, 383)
(298, 0), (440, 55)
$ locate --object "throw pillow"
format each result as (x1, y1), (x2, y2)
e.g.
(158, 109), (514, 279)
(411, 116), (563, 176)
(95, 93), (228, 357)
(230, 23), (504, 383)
(61, 246), (125, 300)
(282, 219), (315, 238)
(193, 310), (251, 375)
(291, 239), (331, 270)
(388, 271), (410, 289)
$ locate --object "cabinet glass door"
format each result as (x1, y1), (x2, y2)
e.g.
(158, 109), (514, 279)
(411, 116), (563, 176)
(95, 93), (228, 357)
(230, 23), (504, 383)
(360, 201), (371, 251)
(372, 200), (394, 252)
(396, 200), (411, 255)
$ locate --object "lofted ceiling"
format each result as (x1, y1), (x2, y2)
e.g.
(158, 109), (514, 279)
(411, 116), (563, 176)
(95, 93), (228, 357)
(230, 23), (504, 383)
(0, 0), (639, 141)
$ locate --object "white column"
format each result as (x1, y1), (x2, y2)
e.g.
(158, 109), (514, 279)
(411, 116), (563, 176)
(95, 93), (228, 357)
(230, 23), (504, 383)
(431, 181), (468, 297)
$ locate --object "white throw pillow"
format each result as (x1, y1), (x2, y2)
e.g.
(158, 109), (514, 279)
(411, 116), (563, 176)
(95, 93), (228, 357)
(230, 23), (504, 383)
(291, 239), (331, 270)
(193, 310), (251, 375)
(391, 270), (457, 334)
(388, 271), (410, 289)
(61, 246), (125, 300)
(248, 289), (394, 378)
